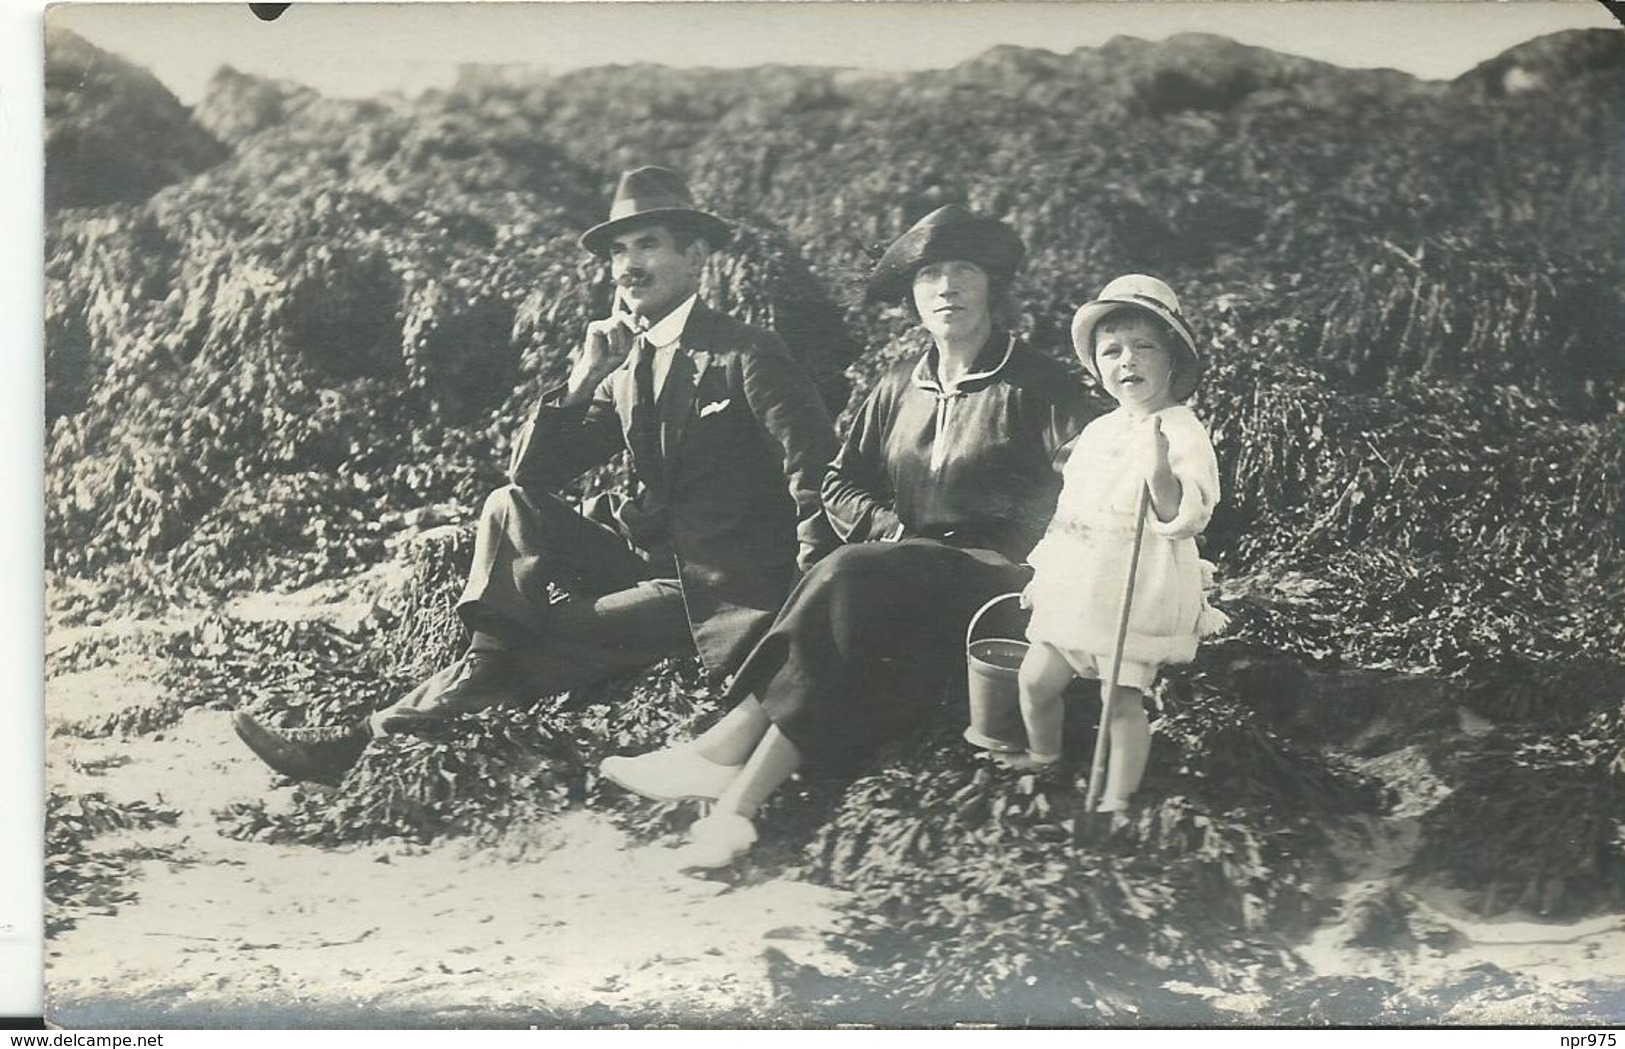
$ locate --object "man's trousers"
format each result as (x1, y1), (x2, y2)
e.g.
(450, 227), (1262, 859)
(381, 485), (696, 720)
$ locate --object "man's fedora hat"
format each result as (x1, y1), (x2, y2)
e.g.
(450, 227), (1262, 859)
(580, 166), (734, 258)
(864, 205), (1026, 305)
(1070, 274), (1204, 402)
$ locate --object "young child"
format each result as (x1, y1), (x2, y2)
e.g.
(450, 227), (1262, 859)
(1006, 274), (1227, 810)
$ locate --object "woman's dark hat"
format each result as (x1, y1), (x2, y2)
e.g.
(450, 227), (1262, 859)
(579, 166), (734, 258)
(864, 205), (1026, 305)
(1071, 274), (1204, 402)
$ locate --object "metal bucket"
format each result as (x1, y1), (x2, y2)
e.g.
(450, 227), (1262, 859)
(964, 592), (1029, 753)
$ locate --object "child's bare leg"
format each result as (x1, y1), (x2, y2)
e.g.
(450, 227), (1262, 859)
(1016, 642), (1076, 764)
(1099, 685), (1150, 810)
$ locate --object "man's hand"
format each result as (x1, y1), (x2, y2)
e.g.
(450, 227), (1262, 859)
(563, 289), (639, 405)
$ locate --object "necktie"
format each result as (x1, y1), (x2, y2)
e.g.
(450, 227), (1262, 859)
(627, 333), (661, 484)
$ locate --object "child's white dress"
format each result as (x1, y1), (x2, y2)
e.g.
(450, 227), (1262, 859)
(1025, 404), (1224, 678)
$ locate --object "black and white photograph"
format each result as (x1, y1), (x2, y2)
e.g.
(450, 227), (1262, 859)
(34, 0), (1625, 1029)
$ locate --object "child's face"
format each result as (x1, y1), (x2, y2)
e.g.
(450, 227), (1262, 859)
(1094, 315), (1176, 412)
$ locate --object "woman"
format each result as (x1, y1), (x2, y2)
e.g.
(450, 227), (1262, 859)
(601, 205), (1094, 868)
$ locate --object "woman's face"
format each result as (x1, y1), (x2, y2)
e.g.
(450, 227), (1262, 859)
(1094, 315), (1176, 412)
(912, 260), (991, 342)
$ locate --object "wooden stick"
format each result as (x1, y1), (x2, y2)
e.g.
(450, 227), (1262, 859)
(1083, 484), (1153, 819)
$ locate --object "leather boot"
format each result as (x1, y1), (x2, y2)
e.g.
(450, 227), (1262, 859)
(232, 712), (369, 786)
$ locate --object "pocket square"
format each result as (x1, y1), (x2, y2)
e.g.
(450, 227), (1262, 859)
(699, 398), (731, 418)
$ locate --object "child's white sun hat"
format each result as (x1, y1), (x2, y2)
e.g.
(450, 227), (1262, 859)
(1071, 274), (1203, 402)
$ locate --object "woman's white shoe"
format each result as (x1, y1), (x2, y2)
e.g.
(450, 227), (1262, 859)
(672, 812), (758, 870)
(600, 746), (743, 802)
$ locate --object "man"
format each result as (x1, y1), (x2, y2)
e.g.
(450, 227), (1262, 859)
(233, 166), (838, 785)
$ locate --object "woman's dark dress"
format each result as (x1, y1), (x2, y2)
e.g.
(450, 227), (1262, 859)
(724, 334), (1093, 774)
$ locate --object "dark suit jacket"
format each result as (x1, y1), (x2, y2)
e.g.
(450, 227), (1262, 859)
(508, 301), (838, 676)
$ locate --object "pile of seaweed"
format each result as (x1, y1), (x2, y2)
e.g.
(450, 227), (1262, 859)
(781, 658), (1391, 1023)
(1409, 700), (1625, 918)
(44, 24), (228, 210)
(214, 663), (719, 847)
(196, 528), (1402, 1016)
(1198, 352), (1622, 671)
(45, 27), (1624, 611)
(208, 527), (721, 845)
(44, 31), (854, 621)
(501, 30), (1623, 408)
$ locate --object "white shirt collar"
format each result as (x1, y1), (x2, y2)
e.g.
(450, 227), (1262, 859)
(641, 293), (698, 349)
(911, 333), (1016, 396)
